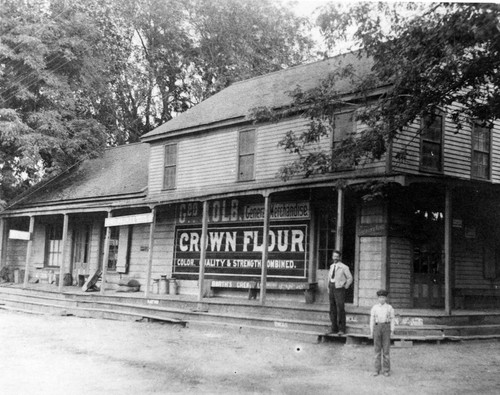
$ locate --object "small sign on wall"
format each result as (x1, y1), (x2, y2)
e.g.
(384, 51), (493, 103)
(464, 226), (476, 239)
(8, 229), (31, 241)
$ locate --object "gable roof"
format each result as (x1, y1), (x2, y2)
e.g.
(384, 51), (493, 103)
(4, 142), (149, 211)
(142, 52), (374, 141)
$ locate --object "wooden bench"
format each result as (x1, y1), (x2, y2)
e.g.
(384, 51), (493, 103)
(453, 288), (500, 309)
(210, 280), (318, 303)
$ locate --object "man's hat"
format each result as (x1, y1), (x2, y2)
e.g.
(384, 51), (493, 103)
(377, 289), (389, 296)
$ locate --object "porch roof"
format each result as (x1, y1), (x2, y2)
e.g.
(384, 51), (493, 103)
(3, 143), (149, 212)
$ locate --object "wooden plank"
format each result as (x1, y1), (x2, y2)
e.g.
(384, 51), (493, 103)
(23, 216), (35, 288)
(58, 214), (69, 292)
(260, 194), (270, 305)
(198, 201), (209, 301)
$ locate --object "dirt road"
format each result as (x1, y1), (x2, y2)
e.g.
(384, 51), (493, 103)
(0, 309), (498, 394)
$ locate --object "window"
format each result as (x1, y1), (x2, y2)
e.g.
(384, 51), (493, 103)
(45, 224), (63, 267)
(107, 227), (119, 271)
(472, 123), (491, 179)
(105, 226), (131, 273)
(420, 114), (443, 172)
(333, 111), (355, 147)
(238, 130), (255, 181)
(73, 225), (91, 265)
(332, 111), (355, 169)
(163, 144), (177, 189)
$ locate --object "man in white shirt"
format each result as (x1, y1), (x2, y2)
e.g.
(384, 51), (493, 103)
(328, 250), (353, 335)
(369, 289), (395, 377)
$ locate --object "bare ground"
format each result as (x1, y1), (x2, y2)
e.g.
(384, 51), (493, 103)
(0, 309), (498, 395)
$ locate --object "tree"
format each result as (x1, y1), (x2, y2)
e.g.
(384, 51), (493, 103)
(0, 0), (121, 204)
(266, 3), (500, 179)
(111, 0), (315, 142)
(0, 0), (314, 204)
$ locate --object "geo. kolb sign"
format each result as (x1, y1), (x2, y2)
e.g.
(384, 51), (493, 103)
(173, 223), (308, 279)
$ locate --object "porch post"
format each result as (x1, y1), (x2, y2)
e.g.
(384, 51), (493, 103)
(444, 186), (452, 315)
(198, 200), (209, 301)
(58, 213), (69, 292)
(0, 218), (6, 268)
(259, 193), (271, 305)
(335, 187), (345, 251)
(23, 216), (35, 288)
(100, 210), (113, 295)
(144, 206), (157, 298)
(308, 205), (316, 284)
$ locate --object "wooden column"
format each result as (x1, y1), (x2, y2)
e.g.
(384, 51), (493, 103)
(198, 200), (209, 301)
(0, 218), (6, 268)
(100, 211), (113, 295)
(335, 187), (345, 251)
(308, 205), (316, 284)
(259, 194), (271, 305)
(144, 206), (157, 298)
(58, 213), (69, 292)
(444, 186), (452, 315)
(23, 216), (35, 288)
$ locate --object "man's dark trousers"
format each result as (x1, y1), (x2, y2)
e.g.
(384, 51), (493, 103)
(329, 284), (346, 332)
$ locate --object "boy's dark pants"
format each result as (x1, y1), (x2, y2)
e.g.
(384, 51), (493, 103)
(373, 322), (391, 373)
(328, 285), (346, 332)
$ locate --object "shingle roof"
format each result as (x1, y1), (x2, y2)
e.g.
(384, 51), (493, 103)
(142, 52), (374, 140)
(7, 142), (149, 209)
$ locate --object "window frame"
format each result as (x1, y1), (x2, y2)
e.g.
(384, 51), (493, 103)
(330, 110), (356, 170)
(330, 110), (356, 148)
(419, 113), (444, 173)
(471, 122), (492, 180)
(237, 129), (256, 182)
(163, 143), (178, 190)
(45, 223), (63, 268)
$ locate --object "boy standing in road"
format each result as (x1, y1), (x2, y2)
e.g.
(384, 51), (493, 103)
(328, 250), (353, 335)
(369, 289), (395, 377)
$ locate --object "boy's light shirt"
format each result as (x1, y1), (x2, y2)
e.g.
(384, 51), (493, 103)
(369, 302), (396, 334)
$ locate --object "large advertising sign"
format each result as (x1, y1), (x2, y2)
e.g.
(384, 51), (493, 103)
(173, 223), (308, 279)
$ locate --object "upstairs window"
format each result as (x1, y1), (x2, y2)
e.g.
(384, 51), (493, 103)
(332, 111), (355, 169)
(333, 111), (355, 147)
(420, 114), (443, 172)
(238, 129), (255, 181)
(163, 143), (177, 189)
(471, 123), (491, 179)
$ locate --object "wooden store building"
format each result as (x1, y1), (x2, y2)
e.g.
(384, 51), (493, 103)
(1, 53), (499, 333)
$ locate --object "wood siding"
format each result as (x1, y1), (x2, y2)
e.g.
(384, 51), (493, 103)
(392, 112), (500, 183)
(388, 237), (412, 308)
(358, 236), (383, 307)
(148, 117), (387, 199)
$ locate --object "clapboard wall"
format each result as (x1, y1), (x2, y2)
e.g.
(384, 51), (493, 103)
(392, 112), (500, 182)
(148, 116), (388, 200)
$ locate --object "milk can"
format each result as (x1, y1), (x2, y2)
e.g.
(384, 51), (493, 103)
(152, 278), (159, 294)
(170, 278), (178, 295)
(159, 275), (169, 294)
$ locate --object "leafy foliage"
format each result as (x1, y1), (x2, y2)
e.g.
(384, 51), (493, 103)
(263, 3), (500, 180)
(0, 0), (314, 202)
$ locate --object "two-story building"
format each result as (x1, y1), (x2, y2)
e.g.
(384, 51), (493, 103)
(1, 53), (499, 324)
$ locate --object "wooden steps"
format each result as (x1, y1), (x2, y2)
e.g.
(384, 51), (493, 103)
(0, 285), (499, 342)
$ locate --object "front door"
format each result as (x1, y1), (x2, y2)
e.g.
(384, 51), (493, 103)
(413, 244), (444, 308)
(412, 209), (445, 308)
